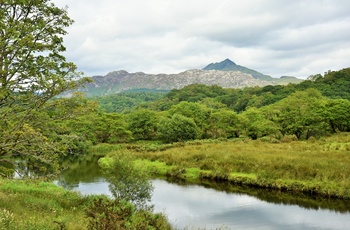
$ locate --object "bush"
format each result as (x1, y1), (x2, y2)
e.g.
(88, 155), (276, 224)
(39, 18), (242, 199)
(281, 135), (298, 143)
(85, 197), (171, 230)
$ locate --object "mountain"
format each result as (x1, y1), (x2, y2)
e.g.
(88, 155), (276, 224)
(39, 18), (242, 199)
(62, 59), (303, 97)
(203, 59), (303, 84)
(66, 69), (272, 97)
(203, 59), (274, 81)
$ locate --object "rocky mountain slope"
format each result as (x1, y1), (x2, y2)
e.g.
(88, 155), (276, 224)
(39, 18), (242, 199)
(66, 59), (302, 96)
(203, 59), (273, 81)
(203, 59), (303, 84)
(72, 69), (271, 96)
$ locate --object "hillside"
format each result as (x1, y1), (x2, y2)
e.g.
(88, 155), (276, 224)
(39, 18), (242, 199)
(203, 58), (273, 81)
(63, 59), (305, 97)
(203, 59), (303, 84)
(69, 69), (272, 96)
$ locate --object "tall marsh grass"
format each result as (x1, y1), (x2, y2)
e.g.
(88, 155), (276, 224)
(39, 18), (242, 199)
(109, 133), (350, 199)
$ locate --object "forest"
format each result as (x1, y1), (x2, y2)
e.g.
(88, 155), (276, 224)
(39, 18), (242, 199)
(56, 68), (350, 150)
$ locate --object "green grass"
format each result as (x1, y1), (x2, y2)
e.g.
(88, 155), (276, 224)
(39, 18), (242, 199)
(103, 132), (350, 199)
(0, 178), (172, 229)
(0, 179), (88, 229)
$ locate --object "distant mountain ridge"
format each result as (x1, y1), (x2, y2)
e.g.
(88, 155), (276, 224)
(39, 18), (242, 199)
(70, 69), (271, 96)
(63, 59), (302, 97)
(203, 59), (274, 81)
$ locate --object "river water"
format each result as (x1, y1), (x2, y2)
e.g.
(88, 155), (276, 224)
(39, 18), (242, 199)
(55, 156), (350, 230)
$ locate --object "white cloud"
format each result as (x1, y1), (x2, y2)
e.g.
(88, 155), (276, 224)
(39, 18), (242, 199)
(53, 0), (350, 78)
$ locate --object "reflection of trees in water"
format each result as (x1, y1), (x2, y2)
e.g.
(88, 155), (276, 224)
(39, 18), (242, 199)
(57, 153), (350, 214)
(57, 153), (154, 210)
(103, 155), (154, 211)
(198, 180), (350, 214)
(55, 154), (104, 190)
(54, 178), (79, 190)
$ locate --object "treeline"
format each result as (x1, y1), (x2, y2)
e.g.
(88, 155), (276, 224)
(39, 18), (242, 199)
(35, 68), (350, 155)
(95, 68), (350, 114)
(91, 90), (167, 113)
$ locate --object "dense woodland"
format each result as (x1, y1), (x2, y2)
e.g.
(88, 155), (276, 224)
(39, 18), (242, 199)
(55, 69), (350, 146)
(2, 66), (350, 177)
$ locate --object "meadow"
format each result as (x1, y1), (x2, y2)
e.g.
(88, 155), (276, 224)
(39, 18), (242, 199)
(99, 132), (350, 199)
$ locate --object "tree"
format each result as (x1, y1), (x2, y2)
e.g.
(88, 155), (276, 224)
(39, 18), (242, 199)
(168, 101), (209, 136)
(207, 109), (240, 138)
(158, 114), (200, 143)
(239, 107), (279, 140)
(325, 99), (350, 132)
(99, 154), (154, 211)
(127, 109), (159, 140)
(0, 0), (88, 176)
(263, 89), (330, 139)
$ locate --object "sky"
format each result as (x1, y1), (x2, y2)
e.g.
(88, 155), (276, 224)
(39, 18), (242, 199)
(52, 0), (350, 79)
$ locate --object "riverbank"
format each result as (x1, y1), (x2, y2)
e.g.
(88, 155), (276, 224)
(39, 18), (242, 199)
(0, 179), (87, 229)
(0, 179), (171, 229)
(98, 132), (350, 200)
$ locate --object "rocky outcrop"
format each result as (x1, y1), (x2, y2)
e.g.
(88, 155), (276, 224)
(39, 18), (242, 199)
(78, 69), (272, 96)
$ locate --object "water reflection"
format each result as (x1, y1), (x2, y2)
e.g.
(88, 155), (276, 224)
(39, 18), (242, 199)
(54, 155), (350, 230)
(152, 179), (350, 230)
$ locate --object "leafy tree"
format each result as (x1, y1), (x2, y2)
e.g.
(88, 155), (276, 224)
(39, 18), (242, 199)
(99, 155), (154, 211)
(239, 107), (279, 140)
(263, 89), (330, 139)
(168, 101), (209, 136)
(325, 99), (350, 132)
(207, 109), (240, 138)
(158, 114), (200, 143)
(0, 0), (88, 176)
(127, 109), (159, 140)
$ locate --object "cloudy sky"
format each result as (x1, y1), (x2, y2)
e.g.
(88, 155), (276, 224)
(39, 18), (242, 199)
(52, 0), (350, 79)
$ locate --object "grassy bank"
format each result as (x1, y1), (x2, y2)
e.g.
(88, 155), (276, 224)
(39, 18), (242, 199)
(99, 133), (350, 199)
(0, 179), (87, 229)
(0, 178), (171, 230)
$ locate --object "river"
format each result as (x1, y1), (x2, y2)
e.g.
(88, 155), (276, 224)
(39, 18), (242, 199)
(55, 156), (350, 230)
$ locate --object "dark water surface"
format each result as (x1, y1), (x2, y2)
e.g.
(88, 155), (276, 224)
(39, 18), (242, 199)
(55, 156), (350, 230)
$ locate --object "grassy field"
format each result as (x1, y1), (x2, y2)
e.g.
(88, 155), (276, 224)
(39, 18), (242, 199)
(99, 132), (350, 199)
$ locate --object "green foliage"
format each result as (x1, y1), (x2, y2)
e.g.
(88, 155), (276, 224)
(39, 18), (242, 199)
(0, 1), (89, 176)
(125, 133), (350, 199)
(127, 109), (159, 140)
(166, 84), (227, 102)
(262, 89), (331, 139)
(158, 114), (200, 143)
(85, 197), (134, 230)
(206, 109), (240, 138)
(0, 178), (172, 230)
(325, 99), (350, 132)
(168, 101), (209, 134)
(85, 197), (171, 230)
(91, 91), (166, 113)
(240, 108), (279, 140)
(0, 178), (88, 229)
(98, 154), (154, 210)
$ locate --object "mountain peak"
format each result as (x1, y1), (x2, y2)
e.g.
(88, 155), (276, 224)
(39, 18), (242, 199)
(203, 59), (273, 81)
(203, 59), (236, 71)
(222, 58), (236, 65)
